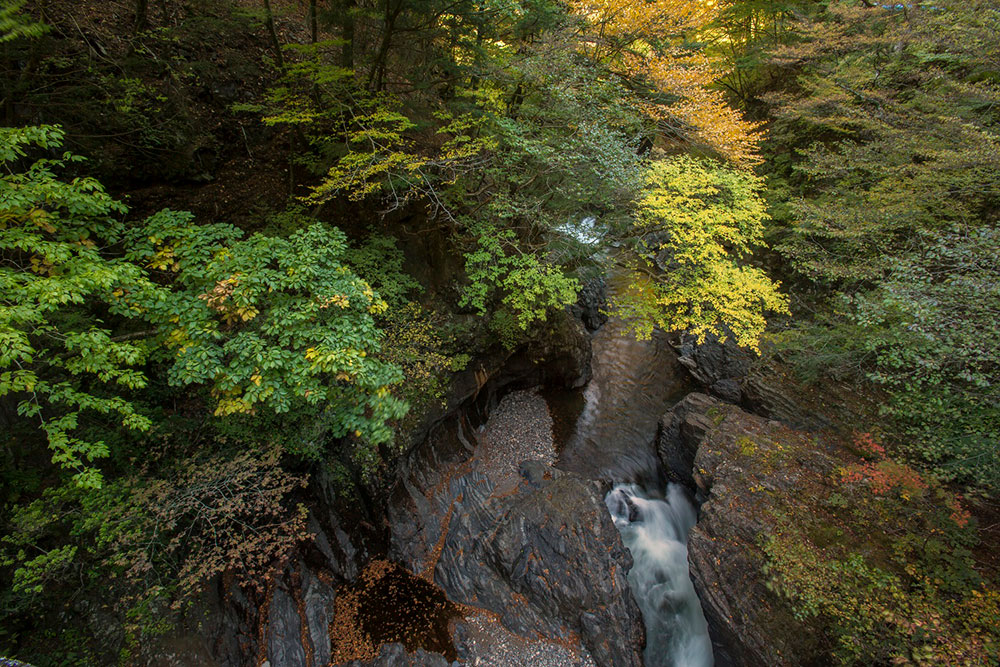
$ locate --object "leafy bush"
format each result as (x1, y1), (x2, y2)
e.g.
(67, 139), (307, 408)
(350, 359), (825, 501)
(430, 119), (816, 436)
(0, 125), (154, 488)
(764, 434), (1000, 665)
(125, 213), (408, 449)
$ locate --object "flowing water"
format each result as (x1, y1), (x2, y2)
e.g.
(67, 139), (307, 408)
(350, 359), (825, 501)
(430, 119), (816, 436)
(548, 272), (713, 666)
(605, 484), (713, 667)
(553, 278), (691, 487)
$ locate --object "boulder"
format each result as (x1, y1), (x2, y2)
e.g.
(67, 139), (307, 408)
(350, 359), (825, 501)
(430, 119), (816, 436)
(433, 462), (644, 667)
(675, 333), (751, 404)
(656, 394), (824, 666)
(571, 277), (609, 332)
(656, 392), (721, 493)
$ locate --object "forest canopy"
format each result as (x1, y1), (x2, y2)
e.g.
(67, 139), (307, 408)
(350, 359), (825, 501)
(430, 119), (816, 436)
(1, 0), (998, 664)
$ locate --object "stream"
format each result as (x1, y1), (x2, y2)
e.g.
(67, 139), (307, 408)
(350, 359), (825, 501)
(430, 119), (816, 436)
(606, 484), (713, 667)
(548, 278), (714, 667)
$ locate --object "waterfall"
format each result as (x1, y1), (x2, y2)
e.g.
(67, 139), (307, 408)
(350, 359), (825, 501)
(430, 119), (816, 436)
(605, 483), (713, 667)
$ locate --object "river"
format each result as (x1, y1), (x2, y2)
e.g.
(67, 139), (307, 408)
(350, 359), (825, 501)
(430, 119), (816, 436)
(547, 280), (714, 667)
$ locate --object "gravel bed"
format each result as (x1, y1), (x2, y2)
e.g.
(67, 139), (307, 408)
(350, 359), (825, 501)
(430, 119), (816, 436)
(454, 389), (597, 666)
(476, 389), (556, 492)
(454, 611), (597, 667)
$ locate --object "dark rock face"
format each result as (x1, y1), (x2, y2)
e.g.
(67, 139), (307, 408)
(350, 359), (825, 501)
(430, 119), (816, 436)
(267, 581), (309, 667)
(172, 506), (363, 667)
(657, 392), (721, 493)
(387, 412), (478, 577)
(408, 307), (593, 449)
(530, 309), (594, 390)
(740, 365), (832, 433)
(571, 277), (609, 332)
(432, 462), (644, 667)
(675, 333), (751, 404)
(657, 393), (819, 666)
(258, 507), (364, 667)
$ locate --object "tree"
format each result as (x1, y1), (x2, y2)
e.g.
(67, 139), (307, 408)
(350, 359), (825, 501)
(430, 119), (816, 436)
(766, 1), (1000, 285)
(761, 0), (1000, 489)
(2, 127), (408, 487)
(125, 212), (408, 458)
(573, 0), (764, 164)
(246, 0), (779, 348)
(0, 125), (154, 488)
(613, 154), (788, 349)
(850, 229), (1000, 490)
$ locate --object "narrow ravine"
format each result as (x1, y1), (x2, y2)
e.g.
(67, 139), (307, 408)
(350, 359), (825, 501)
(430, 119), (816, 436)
(548, 275), (714, 667)
(553, 276), (691, 486)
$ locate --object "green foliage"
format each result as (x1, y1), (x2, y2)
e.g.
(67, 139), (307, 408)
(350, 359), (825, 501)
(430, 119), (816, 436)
(763, 433), (999, 665)
(1, 129), (414, 662)
(0, 0), (47, 43)
(245, 7), (701, 343)
(761, 0), (1000, 491)
(347, 233), (420, 308)
(711, 0), (818, 105)
(614, 155), (788, 349)
(376, 302), (456, 422)
(765, 534), (1000, 665)
(0, 126), (153, 488)
(125, 213), (408, 451)
(461, 222), (580, 337)
(766, 1), (1000, 284)
(235, 0), (789, 353)
(849, 229), (1000, 490)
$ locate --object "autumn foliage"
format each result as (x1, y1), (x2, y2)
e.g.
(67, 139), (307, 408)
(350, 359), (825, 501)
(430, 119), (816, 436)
(108, 448), (310, 611)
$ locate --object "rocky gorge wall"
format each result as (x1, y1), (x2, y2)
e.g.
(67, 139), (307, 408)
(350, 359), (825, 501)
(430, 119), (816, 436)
(148, 288), (828, 667)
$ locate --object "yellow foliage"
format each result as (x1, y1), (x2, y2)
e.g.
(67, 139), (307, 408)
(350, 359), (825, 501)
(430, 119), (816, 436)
(571, 0), (761, 164)
(213, 395), (255, 417)
(165, 328), (189, 351)
(616, 156), (787, 350)
(149, 246), (180, 272)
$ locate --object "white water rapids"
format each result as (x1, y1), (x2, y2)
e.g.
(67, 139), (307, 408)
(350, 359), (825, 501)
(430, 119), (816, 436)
(605, 483), (713, 667)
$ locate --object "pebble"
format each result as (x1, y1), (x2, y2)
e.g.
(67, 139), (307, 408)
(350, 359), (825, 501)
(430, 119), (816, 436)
(455, 611), (597, 667)
(476, 389), (556, 492)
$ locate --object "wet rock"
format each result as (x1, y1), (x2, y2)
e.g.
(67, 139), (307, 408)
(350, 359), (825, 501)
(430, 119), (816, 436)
(675, 332), (751, 404)
(657, 392), (722, 492)
(261, 556), (340, 667)
(434, 463), (644, 667)
(267, 583), (307, 667)
(571, 277), (608, 332)
(529, 309), (593, 389)
(387, 412), (477, 576)
(656, 394), (821, 666)
(302, 569), (337, 666)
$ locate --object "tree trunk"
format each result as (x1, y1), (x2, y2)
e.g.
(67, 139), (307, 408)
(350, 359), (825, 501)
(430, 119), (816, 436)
(262, 0), (285, 67)
(135, 0), (149, 33)
(341, 0), (355, 70)
(309, 0), (318, 44)
(369, 0), (403, 90)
